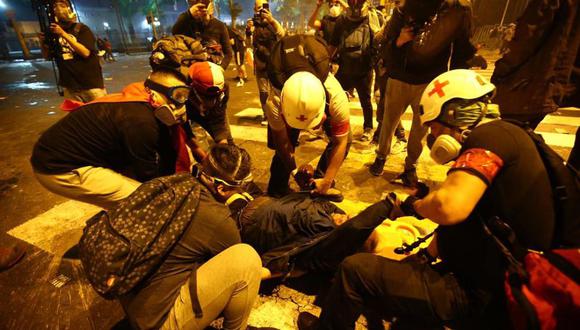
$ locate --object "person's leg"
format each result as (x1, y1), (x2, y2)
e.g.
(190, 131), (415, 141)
(404, 84), (429, 172)
(317, 254), (469, 330)
(355, 70), (374, 131)
(79, 88), (107, 102)
(161, 244), (262, 330)
(373, 73), (388, 143)
(34, 166), (141, 209)
(294, 198), (393, 273)
(256, 70), (270, 117)
(376, 79), (412, 159)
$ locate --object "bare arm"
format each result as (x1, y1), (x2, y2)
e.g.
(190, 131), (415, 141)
(414, 170), (487, 225)
(50, 23), (90, 58)
(308, 0), (324, 29)
(313, 133), (348, 194)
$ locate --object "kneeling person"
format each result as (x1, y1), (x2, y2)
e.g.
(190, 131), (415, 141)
(31, 69), (191, 209)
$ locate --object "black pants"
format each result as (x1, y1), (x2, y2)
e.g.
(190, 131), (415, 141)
(336, 69), (374, 130)
(318, 254), (475, 330)
(294, 199), (393, 274)
(267, 123), (352, 196)
(374, 72), (406, 142)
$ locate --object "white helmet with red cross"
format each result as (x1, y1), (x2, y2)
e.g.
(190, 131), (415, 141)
(281, 71), (326, 130)
(419, 69), (496, 125)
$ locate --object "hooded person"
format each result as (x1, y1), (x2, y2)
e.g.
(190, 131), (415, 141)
(298, 69), (578, 330)
(31, 69), (192, 210)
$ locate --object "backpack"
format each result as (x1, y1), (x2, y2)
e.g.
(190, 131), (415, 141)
(482, 217), (580, 330)
(505, 120), (580, 246)
(267, 34), (331, 90)
(79, 173), (202, 299)
(338, 19), (372, 69)
(150, 35), (208, 82)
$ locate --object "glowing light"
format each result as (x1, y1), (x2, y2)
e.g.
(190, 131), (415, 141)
(103, 22), (110, 29)
(0, 1), (7, 9)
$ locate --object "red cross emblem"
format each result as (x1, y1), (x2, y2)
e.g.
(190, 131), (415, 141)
(428, 80), (450, 98)
(296, 114), (308, 122)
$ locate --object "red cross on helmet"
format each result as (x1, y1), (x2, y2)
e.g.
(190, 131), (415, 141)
(281, 72), (326, 130)
(419, 69), (496, 125)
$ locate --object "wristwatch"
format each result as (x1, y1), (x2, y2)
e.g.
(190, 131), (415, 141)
(401, 195), (425, 220)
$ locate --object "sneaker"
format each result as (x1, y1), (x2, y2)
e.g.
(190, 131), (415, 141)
(360, 128), (373, 142)
(390, 139), (407, 155)
(236, 78), (245, 87)
(369, 157), (386, 176)
(398, 168), (419, 187)
(297, 312), (320, 330)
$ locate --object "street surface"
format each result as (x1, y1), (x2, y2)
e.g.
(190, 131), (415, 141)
(0, 51), (577, 329)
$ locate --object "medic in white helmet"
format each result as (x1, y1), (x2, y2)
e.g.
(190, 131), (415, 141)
(265, 71), (351, 197)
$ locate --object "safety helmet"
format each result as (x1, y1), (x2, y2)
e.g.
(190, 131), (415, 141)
(189, 61), (225, 96)
(281, 72), (326, 130)
(419, 69), (496, 125)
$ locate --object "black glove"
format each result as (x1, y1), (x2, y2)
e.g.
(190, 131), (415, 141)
(400, 195), (424, 220)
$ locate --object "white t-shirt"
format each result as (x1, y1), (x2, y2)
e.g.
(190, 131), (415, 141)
(265, 73), (350, 137)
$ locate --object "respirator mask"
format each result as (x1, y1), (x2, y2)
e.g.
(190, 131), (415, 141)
(329, 3), (343, 17)
(145, 79), (191, 126)
(426, 101), (500, 164)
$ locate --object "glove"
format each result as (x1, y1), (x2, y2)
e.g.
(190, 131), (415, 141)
(294, 164), (315, 191)
(400, 195), (424, 220)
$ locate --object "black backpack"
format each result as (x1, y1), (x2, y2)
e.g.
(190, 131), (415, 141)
(150, 35), (208, 82)
(505, 120), (580, 246)
(79, 173), (202, 299)
(267, 34), (331, 90)
(338, 19), (372, 68)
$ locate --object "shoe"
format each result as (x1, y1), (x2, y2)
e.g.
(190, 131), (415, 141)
(390, 139), (407, 155)
(360, 128), (373, 142)
(369, 157), (386, 176)
(397, 168), (419, 187)
(0, 244), (25, 271)
(236, 78), (245, 87)
(297, 312), (320, 330)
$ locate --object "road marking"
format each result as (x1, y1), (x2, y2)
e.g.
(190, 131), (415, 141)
(7, 200), (100, 254)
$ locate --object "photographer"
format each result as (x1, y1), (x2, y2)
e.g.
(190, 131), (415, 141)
(251, 0), (285, 123)
(172, 0), (233, 70)
(39, 0), (105, 102)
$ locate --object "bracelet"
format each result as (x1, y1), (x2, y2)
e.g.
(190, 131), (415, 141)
(401, 195), (425, 220)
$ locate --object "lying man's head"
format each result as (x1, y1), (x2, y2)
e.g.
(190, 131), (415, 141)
(193, 144), (253, 202)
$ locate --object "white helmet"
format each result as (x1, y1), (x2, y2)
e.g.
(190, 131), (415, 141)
(281, 72), (326, 130)
(419, 69), (496, 125)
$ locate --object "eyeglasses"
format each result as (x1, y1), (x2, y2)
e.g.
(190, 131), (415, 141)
(145, 79), (191, 106)
(191, 164), (253, 188)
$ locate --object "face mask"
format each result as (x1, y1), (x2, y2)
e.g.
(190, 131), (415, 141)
(154, 104), (187, 126)
(429, 134), (462, 165)
(329, 5), (342, 17)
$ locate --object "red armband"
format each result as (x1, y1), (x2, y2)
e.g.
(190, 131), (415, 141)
(451, 148), (504, 185)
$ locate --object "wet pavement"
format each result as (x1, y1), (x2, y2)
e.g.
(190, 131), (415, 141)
(0, 51), (578, 329)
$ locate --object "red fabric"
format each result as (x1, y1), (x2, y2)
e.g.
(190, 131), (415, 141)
(505, 249), (580, 330)
(172, 125), (191, 173)
(60, 82), (152, 112)
(452, 148), (504, 184)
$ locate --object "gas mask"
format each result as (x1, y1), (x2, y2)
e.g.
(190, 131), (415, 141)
(427, 133), (463, 165)
(329, 4), (343, 17)
(154, 104), (187, 126)
(346, 0), (368, 21)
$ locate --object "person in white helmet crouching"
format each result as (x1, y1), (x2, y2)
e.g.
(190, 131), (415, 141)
(265, 70), (352, 197)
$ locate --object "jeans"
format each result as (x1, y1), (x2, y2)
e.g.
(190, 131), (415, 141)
(376, 78), (428, 171)
(336, 69), (374, 130)
(161, 244), (262, 330)
(34, 166), (141, 209)
(319, 254), (472, 330)
(63, 87), (107, 102)
(267, 123), (352, 196)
